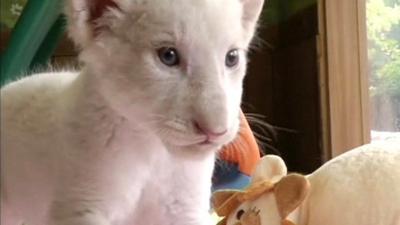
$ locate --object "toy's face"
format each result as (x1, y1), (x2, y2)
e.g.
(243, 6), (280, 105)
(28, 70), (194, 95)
(225, 194), (281, 225)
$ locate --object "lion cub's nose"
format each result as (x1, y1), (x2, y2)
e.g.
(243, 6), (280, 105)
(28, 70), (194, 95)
(194, 121), (227, 140)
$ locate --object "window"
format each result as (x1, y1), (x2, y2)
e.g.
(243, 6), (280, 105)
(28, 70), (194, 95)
(367, 0), (400, 142)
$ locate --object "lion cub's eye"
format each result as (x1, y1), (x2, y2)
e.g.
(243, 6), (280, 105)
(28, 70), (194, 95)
(225, 49), (240, 68)
(157, 47), (180, 66)
(236, 209), (245, 220)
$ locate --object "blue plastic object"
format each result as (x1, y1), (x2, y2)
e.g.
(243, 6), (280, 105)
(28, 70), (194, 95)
(212, 162), (251, 191)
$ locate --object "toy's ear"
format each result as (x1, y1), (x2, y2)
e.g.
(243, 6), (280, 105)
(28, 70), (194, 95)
(252, 155), (287, 184)
(281, 219), (296, 225)
(274, 174), (310, 219)
(213, 190), (238, 209)
(212, 190), (242, 216)
(217, 217), (228, 225)
(65, 0), (123, 47)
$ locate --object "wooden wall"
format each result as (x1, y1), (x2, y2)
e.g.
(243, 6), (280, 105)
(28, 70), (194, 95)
(243, 5), (324, 173)
(244, 0), (371, 172)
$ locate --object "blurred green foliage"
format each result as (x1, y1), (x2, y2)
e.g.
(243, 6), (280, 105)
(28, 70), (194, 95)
(367, 0), (400, 98)
(262, 0), (317, 26)
(0, 0), (27, 31)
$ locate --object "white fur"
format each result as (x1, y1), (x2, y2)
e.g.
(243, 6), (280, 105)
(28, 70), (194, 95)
(225, 142), (400, 225)
(0, 0), (264, 225)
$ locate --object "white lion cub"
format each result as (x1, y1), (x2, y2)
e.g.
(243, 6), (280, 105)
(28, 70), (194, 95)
(0, 0), (264, 225)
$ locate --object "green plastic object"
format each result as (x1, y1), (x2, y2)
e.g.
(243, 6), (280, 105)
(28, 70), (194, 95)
(0, 0), (65, 86)
(30, 16), (66, 71)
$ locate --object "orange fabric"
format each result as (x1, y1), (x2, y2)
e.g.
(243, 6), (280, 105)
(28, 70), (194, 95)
(220, 111), (261, 176)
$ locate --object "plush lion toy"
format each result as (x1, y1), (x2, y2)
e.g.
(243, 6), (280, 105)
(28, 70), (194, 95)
(212, 155), (310, 225)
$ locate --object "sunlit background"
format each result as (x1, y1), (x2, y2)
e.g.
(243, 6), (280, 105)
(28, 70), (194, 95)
(367, 0), (400, 142)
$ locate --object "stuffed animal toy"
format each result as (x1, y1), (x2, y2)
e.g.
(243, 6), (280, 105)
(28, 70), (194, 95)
(213, 141), (400, 225)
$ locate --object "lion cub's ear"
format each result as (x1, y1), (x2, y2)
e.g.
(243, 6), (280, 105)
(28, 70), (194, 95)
(274, 174), (310, 219)
(65, 0), (122, 47)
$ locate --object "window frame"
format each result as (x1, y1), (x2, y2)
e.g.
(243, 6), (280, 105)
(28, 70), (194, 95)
(317, 0), (371, 157)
